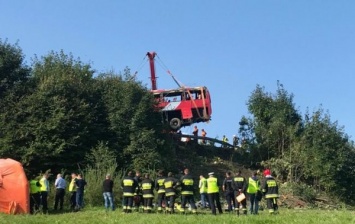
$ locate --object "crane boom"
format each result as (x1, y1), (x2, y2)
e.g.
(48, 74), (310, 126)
(147, 52), (157, 90)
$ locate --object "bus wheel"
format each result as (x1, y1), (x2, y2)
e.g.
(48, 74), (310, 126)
(170, 118), (181, 130)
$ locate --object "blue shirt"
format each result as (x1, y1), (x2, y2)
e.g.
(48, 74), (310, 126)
(55, 177), (67, 189)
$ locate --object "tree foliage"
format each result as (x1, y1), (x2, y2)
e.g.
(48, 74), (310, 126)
(0, 41), (174, 175)
(240, 82), (355, 202)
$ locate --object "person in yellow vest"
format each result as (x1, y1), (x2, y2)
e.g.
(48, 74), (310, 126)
(39, 173), (49, 213)
(206, 172), (222, 215)
(246, 171), (261, 215)
(68, 173), (78, 210)
(29, 175), (41, 214)
(199, 175), (208, 209)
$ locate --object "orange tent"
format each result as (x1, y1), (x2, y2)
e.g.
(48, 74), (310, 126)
(0, 158), (29, 214)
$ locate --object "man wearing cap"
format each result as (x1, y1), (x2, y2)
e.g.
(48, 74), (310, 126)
(261, 169), (279, 214)
(206, 172), (222, 215)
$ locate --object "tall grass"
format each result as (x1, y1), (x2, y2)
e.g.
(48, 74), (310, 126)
(1, 208), (354, 224)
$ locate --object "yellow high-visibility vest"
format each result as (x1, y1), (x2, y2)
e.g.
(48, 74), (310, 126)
(246, 177), (259, 194)
(39, 177), (48, 192)
(69, 178), (77, 192)
(207, 177), (219, 193)
(29, 180), (40, 194)
(199, 178), (207, 193)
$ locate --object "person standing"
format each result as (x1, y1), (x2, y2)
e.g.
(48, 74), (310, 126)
(155, 170), (166, 212)
(39, 173), (49, 213)
(233, 135), (239, 148)
(141, 173), (154, 213)
(29, 175), (41, 214)
(207, 172), (222, 215)
(54, 173), (66, 210)
(164, 172), (179, 214)
(201, 129), (207, 145)
(122, 171), (138, 213)
(192, 126), (198, 143)
(68, 173), (77, 210)
(222, 171), (236, 212)
(103, 174), (114, 211)
(199, 175), (208, 209)
(262, 169), (279, 214)
(75, 174), (87, 211)
(133, 170), (143, 212)
(234, 170), (247, 215)
(246, 171), (261, 215)
(180, 168), (197, 214)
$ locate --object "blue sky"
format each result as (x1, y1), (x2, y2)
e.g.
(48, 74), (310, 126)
(1, 1), (354, 141)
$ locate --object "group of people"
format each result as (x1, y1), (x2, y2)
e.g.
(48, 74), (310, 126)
(120, 168), (279, 215)
(29, 168), (279, 216)
(29, 172), (87, 214)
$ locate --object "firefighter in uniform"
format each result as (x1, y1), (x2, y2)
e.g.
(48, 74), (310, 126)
(155, 170), (166, 212)
(133, 171), (143, 212)
(262, 169), (279, 214)
(29, 176), (41, 214)
(207, 172), (222, 215)
(234, 170), (247, 215)
(179, 168), (197, 213)
(163, 172), (179, 213)
(141, 173), (154, 213)
(222, 171), (236, 212)
(122, 171), (138, 213)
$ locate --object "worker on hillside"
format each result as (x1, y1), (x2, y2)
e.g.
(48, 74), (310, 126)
(222, 135), (229, 148)
(39, 173), (49, 213)
(155, 170), (166, 212)
(68, 173), (77, 210)
(234, 170), (247, 215)
(29, 175), (41, 214)
(193, 126), (198, 143)
(163, 172), (179, 214)
(122, 171), (138, 213)
(75, 174), (87, 211)
(201, 129), (207, 145)
(207, 172), (222, 215)
(222, 171), (236, 212)
(262, 169), (279, 214)
(233, 135), (239, 148)
(103, 174), (115, 211)
(54, 173), (66, 210)
(199, 175), (208, 209)
(141, 173), (154, 213)
(246, 171), (261, 215)
(133, 170), (143, 212)
(179, 168), (197, 213)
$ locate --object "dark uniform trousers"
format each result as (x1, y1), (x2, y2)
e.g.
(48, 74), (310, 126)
(208, 193), (222, 215)
(54, 188), (65, 210)
(30, 193), (40, 213)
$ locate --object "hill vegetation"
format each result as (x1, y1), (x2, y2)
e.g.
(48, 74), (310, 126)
(1, 39), (354, 207)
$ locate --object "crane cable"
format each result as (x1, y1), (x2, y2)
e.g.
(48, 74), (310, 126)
(130, 55), (148, 81)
